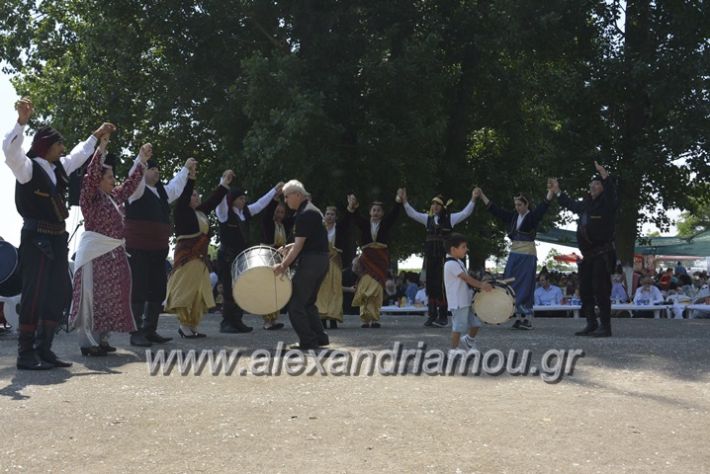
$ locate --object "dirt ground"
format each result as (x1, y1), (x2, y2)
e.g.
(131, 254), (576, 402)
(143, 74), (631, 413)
(1, 313), (709, 473)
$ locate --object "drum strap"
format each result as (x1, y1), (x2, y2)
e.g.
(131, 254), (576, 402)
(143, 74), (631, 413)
(445, 257), (467, 274)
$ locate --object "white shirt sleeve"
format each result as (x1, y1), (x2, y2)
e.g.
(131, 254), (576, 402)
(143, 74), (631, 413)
(2, 123), (33, 184)
(246, 187), (278, 216)
(403, 201), (428, 226)
(163, 166), (190, 204)
(216, 195), (229, 223)
(450, 200), (475, 227)
(127, 156), (147, 204)
(652, 287), (664, 304)
(59, 134), (98, 176)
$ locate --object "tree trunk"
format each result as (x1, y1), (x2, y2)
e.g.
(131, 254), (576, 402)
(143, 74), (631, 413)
(615, 0), (652, 267)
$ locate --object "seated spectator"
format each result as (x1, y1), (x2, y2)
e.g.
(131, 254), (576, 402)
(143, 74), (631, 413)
(405, 273), (419, 305)
(633, 277), (663, 317)
(534, 275), (564, 318)
(675, 261), (687, 277)
(414, 284), (427, 306)
(384, 277), (399, 306)
(611, 274), (629, 303)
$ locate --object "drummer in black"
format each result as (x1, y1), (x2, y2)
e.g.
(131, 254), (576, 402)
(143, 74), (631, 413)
(2, 97), (115, 369)
(215, 180), (284, 333)
(549, 161), (619, 337)
(273, 179), (330, 351)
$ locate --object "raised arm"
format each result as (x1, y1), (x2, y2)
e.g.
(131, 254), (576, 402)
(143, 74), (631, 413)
(79, 148), (106, 209)
(3, 98), (34, 184)
(163, 158), (194, 204)
(60, 122), (115, 175)
(400, 188), (427, 226)
(113, 144), (149, 202)
(246, 183), (282, 216)
(450, 197), (475, 227)
(176, 178), (195, 210)
(198, 184), (230, 214)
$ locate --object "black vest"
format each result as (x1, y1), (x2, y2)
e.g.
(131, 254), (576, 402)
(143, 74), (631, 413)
(219, 206), (252, 253)
(15, 160), (70, 223)
(125, 184), (170, 223)
(426, 213), (452, 238)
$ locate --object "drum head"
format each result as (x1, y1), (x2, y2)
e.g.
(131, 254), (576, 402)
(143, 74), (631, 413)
(0, 242), (21, 297)
(473, 285), (515, 324)
(233, 267), (292, 315)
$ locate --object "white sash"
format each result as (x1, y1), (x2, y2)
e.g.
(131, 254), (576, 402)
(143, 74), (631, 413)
(74, 231), (125, 271)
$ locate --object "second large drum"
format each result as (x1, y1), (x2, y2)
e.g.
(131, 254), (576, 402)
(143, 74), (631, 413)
(231, 245), (292, 315)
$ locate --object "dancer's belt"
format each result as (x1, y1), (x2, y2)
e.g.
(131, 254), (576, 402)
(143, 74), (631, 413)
(22, 219), (66, 235)
(510, 240), (536, 256)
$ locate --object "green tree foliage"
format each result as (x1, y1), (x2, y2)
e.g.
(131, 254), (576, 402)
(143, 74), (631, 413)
(1, 0), (707, 264)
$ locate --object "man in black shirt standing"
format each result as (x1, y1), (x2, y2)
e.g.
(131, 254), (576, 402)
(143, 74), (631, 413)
(274, 180), (330, 350)
(549, 161), (619, 337)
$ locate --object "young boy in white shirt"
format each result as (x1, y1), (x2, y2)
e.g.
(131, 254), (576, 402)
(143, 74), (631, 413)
(444, 233), (493, 350)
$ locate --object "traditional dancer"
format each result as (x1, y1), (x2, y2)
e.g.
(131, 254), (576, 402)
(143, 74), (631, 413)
(315, 206), (349, 328)
(273, 180), (330, 350)
(125, 147), (195, 346)
(345, 190), (403, 328)
(401, 188), (476, 327)
(259, 197), (294, 330)
(3, 97), (114, 369)
(473, 184), (554, 330)
(70, 137), (147, 355)
(549, 161), (618, 337)
(164, 168), (233, 338)
(216, 180), (284, 333)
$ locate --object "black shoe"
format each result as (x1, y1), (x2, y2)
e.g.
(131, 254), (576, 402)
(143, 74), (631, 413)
(591, 326), (612, 338)
(432, 318), (448, 328)
(130, 333), (153, 347)
(146, 332), (173, 343)
(38, 350), (73, 368)
(423, 318), (435, 327)
(286, 343), (320, 351)
(371, 322), (381, 328)
(574, 321), (599, 336)
(178, 328), (206, 339)
(220, 323), (253, 334)
(329, 320), (338, 329)
(361, 323), (371, 328)
(519, 319), (532, 330)
(265, 323), (284, 331)
(318, 336), (331, 347)
(99, 343), (117, 353)
(81, 346), (108, 357)
(17, 352), (54, 370)
(511, 320), (522, 330)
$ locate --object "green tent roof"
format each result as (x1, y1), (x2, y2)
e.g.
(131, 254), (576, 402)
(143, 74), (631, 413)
(536, 229), (710, 257)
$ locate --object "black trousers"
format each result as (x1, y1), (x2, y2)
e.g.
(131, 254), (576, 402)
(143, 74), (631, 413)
(425, 241), (448, 319)
(217, 248), (245, 326)
(288, 253), (329, 348)
(579, 250), (614, 327)
(127, 247), (169, 332)
(17, 230), (71, 354)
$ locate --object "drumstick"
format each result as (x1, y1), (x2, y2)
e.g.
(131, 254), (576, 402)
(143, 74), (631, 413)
(498, 277), (516, 284)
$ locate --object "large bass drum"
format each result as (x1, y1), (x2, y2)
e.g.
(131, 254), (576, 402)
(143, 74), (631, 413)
(472, 281), (516, 325)
(0, 241), (22, 297)
(231, 245), (292, 315)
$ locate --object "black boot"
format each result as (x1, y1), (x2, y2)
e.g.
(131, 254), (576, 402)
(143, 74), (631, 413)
(591, 319), (612, 337)
(144, 301), (172, 343)
(424, 303), (436, 327)
(574, 319), (599, 336)
(329, 319), (338, 329)
(17, 350), (54, 370)
(36, 323), (72, 368)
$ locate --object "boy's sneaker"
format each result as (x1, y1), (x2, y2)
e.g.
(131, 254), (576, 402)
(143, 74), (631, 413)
(432, 318), (448, 328)
(460, 335), (477, 351)
(519, 319), (533, 330)
(511, 320), (522, 330)
(423, 317), (435, 327)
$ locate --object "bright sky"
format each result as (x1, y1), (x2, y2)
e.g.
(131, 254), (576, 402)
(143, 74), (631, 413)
(0, 69), (680, 266)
